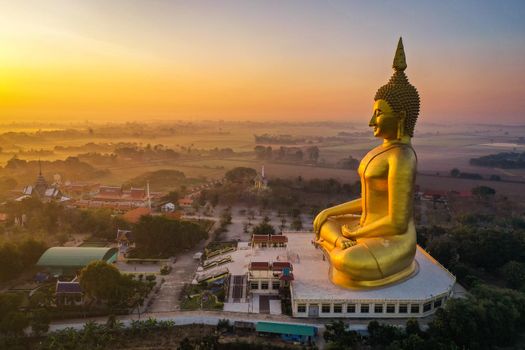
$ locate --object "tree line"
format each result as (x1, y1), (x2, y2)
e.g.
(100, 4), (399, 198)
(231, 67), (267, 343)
(0, 238), (47, 282)
(324, 284), (525, 349)
(3, 197), (127, 239)
(470, 151), (525, 169)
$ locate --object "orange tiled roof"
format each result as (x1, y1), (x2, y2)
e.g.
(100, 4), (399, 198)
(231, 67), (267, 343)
(249, 262), (270, 271)
(121, 207), (152, 224)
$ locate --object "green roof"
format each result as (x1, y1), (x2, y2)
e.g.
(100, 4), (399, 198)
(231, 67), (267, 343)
(256, 322), (316, 337)
(37, 247), (118, 268)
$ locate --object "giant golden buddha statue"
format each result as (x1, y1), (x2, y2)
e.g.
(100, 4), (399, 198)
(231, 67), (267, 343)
(314, 38), (420, 288)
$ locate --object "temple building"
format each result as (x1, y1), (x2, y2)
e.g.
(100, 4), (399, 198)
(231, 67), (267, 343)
(253, 165), (269, 191)
(72, 183), (163, 211)
(248, 261), (294, 293)
(20, 162), (70, 202)
(251, 234), (288, 248)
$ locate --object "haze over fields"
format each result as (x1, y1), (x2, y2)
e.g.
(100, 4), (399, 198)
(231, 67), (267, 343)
(1, 121), (524, 200)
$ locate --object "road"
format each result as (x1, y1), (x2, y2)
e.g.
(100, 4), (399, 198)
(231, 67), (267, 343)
(48, 308), (438, 349)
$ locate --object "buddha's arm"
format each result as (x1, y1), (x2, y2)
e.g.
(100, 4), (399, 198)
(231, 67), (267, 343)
(313, 198), (361, 234)
(343, 147), (416, 239)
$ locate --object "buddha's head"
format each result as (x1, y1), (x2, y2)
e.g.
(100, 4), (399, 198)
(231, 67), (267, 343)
(370, 37), (420, 139)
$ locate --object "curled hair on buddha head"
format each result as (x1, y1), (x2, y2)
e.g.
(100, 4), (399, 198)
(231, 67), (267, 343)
(374, 37), (420, 137)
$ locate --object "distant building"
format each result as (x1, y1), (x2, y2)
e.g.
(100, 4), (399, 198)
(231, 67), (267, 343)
(161, 202), (176, 212)
(251, 234), (288, 248)
(71, 184), (163, 211)
(56, 281), (84, 306)
(248, 261), (294, 293)
(254, 165), (269, 191)
(62, 182), (100, 199)
(116, 229), (134, 257)
(178, 197), (193, 207)
(20, 162), (70, 202)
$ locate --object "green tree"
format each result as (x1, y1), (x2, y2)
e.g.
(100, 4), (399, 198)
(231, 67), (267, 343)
(178, 337), (194, 350)
(389, 334), (425, 350)
(324, 320), (359, 349)
(18, 238), (48, 267)
(501, 261), (525, 289)
(405, 318), (421, 336)
(224, 167), (257, 184)
(306, 146), (320, 162)
(31, 308), (51, 335)
(426, 235), (458, 269)
(471, 185), (496, 199)
(252, 221), (275, 235)
(29, 287), (54, 309)
(367, 321), (404, 347)
(134, 216), (208, 257)
(162, 191), (180, 204)
(0, 243), (23, 282)
(291, 217), (303, 231)
(79, 260), (121, 301)
(450, 168), (460, 177)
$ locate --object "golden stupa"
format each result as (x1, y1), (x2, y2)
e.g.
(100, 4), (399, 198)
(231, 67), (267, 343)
(314, 37), (420, 288)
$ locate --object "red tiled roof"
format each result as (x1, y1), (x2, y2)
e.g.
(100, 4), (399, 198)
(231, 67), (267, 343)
(99, 186), (122, 195)
(252, 234), (269, 243)
(92, 194), (124, 201)
(121, 207), (152, 224)
(130, 188), (145, 199)
(178, 198), (193, 205)
(249, 262), (270, 271)
(272, 262), (292, 271)
(270, 235), (288, 243)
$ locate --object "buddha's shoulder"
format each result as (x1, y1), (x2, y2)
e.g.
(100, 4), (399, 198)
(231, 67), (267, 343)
(386, 144), (417, 162)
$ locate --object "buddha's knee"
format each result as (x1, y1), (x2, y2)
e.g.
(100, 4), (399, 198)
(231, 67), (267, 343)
(319, 220), (342, 243)
(330, 245), (383, 281)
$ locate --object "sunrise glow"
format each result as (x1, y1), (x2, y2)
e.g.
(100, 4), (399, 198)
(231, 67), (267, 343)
(0, 1), (524, 123)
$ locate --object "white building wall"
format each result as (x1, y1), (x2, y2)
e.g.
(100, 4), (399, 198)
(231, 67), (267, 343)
(291, 291), (452, 318)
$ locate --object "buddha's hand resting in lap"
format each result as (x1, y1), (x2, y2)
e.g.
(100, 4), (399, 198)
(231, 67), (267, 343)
(341, 224), (358, 240)
(336, 237), (357, 249)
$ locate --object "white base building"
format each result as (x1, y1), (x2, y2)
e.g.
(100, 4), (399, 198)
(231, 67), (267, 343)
(288, 232), (456, 318)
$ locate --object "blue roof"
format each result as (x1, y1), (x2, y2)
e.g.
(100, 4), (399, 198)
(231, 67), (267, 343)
(56, 281), (82, 293)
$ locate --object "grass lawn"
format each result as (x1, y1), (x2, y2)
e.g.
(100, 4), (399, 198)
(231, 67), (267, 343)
(181, 293), (223, 310)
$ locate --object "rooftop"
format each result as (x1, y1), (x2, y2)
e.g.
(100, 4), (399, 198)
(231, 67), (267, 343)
(37, 247), (118, 268)
(56, 281), (82, 293)
(288, 232), (456, 302)
(256, 322), (316, 336)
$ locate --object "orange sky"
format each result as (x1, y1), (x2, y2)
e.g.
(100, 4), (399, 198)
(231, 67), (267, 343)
(1, 1), (524, 124)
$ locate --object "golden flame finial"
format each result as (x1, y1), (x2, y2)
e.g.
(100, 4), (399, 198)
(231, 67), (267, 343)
(393, 37), (407, 71)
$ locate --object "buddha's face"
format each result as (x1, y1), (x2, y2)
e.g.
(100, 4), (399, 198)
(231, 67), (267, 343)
(369, 99), (398, 140)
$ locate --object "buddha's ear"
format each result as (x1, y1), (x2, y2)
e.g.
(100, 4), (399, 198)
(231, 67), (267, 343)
(397, 111), (407, 140)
